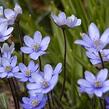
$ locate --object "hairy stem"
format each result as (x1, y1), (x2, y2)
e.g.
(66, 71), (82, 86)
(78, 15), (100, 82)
(60, 28), (67, 101)
(47, 93), (52, 109)
(99, 98), (104, 109)
(98, 51), (104, 69)
(8, 79), (19, 109)
(98, 51), (105, 109)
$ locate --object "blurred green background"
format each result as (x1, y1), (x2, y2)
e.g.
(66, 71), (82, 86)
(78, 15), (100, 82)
(0, 0), (109, 109)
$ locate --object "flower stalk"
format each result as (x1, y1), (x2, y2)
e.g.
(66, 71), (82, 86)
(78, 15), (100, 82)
(60, 28), (67, 101)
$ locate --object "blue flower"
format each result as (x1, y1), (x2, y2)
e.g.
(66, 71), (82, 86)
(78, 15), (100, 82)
(27, 63), (62, 95)
(21, 31), (50, 60)
(14, 60), (39, 82)
(0, 23), (13, 42)
(0, 56), (19, 78)
(51, 12), (81, 28)
(22, 94), (47, 109)
(0, 3), (22, 25)
(74, 23), (109, 51)
(78, 69), (109, 97)
(1, 42), (15, 59)
(86, 49), (109, 65)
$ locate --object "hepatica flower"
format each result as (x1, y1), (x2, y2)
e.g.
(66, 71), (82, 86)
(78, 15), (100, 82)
(51, 12), (81, 28)
(86, 49), (109, 65)
(1, 42), (15, 59)
(21, 31), (50, 60)
(78, 69), (109, 97)
(27, 63), (62, 95)
(22, 94), (47, 109)
(15, 60), (39, 82)
(0, 3), (22, 25)
(74, 23), (109, 51)
(0, 56), (19, 78)
(0, 23), (13, 42)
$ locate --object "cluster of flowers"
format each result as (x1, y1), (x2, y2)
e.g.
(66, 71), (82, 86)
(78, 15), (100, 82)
(2, 2), (109, 108)
(0, 4), (63, 109)
(75, 23), (109, 99)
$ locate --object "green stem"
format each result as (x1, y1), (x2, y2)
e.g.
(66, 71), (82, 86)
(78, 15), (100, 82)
(99, 98), (104, 109)
(60, 28), (67, 101)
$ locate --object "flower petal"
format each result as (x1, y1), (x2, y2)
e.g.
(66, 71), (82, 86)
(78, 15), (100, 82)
(29, 51), (45, 60)
(19, 63), (27, 73)
(88, 23), (100, 41)
(100, 28), (109, 46)
(77, 79), (92, 87)
(3, 27), (13, 36)
(74, 40), (91, 47)
(14, 3), (22, 15)
(12, 66), (19, 73)
(53, 63), (62, 75)
(4, 9), (16, 20)
(28, 60), (35, 70)
(85, 71), (96, 83)
(11, 56), (17, 67)
(97, 69), (108, 82)
(94, 90), (102, 97)
(21, 47), (33, 54)
(24, 35), (34, 47)
(31, 73), (43, 83)
(27, 83), (41, 90)
(33, 31), (42, 44)
(44, 64), (53, 81)
(40, 36), (50, 51)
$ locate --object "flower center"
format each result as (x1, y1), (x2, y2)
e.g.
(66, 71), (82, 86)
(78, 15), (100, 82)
(94, 81), (102, 88)
(42, 80), (49, 88)
(5, 66), (12, 72)
(25, 70), (31, 77)
(33, 44), (40, 51)
(94, 40), (101, 47)
(31, 100), (39, 107)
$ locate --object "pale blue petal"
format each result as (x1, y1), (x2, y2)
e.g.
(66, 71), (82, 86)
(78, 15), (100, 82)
(44, 64), (53, 81)
(27, 83), (41, 90)
(74, 40), (91, 47)
(78, 79), (92, 87)
(85, 71), (96, 83)
(33, 31), (42, 44)
(28, 60), (35, 71)
(2, 58), (10, 67)
(40, 36), (50, 51)
(29, 51), (45, 60)
(94, 90), (102, 97)
(24, 35), (34, 47)
(97, 69), (108, 82)
(53, 63), (62, 75)
(14, 3), (22, 15)
(12, 66), (19, 73)
(100, 28), (109, 46)
(21, 47), (33, 54)
(3, 27), (13, 36)
(4, 9), (16, 20)
(88, 23), (100, 41)
(11, 56), (17, 67)
(19, 63), (27, 73)
(31, 73), (43, 83)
